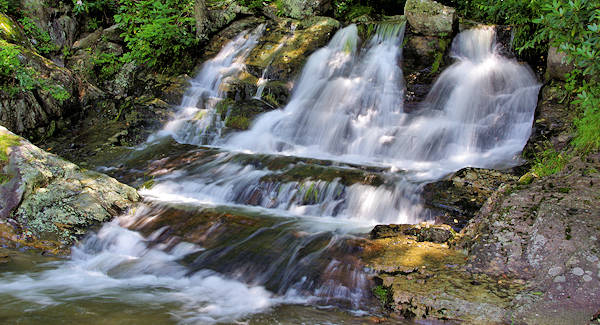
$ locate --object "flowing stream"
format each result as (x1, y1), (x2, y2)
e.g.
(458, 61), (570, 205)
(0, 23), (540, 324)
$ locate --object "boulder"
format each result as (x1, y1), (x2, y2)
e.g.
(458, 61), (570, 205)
(458, 155), (600, 324)
(371, 223), (455, 243)
(423, 167), (518, 230)
(404, 0), (456, 36)
(0, 42), (82, 138)
(279, 0), (333, 19)
(245, 16), (341, 82)
(547, 46), (575, 81)
(0, 126), (139, 254)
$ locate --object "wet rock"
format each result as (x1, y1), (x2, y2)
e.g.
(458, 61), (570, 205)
(423, 167), (518, 230)
(547, 47), (574, 81)
(404, 0), (456, 37)
(278, 0), (333, 19)
(364, 234), (522, 323)
(523, 82), (575, 158)
(245, 16), (340, 82)
(371, 223), (455, 243)
(0, 127), (139, 254)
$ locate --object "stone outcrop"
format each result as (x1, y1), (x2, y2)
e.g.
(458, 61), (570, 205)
(458, 155), (600, 324)
(0, 42), (84, 139)
(278, 0), (333, 19)
(423, 167), (519, 229)
(547, 46), (575, 81)
(0, 126), (139, 254)
(404, 0), (456, 36)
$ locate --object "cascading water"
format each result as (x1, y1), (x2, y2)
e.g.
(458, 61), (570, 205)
(0, 24), (541, 324)
(227, 25), (540, 178)
(148, 24), (265, 145)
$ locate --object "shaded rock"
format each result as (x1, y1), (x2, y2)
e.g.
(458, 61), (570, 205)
(423, 167), (518, 230)
(0, 126), (139, 254)
(371, 223), (455, 243)
(458, 155), (600, 324)
(279, 0), (333, 19)
(206, 0), (252, 35)
(523, 81), (575, 158)
(547, 47), (574, 81)
(0, 42), (82, 138)
(404, 0), (456, 37)
(0, 13), (31, 47)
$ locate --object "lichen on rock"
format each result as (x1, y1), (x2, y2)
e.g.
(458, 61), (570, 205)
(0, 126), (139, 254)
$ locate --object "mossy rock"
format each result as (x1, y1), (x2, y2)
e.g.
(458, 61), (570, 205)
(404, 0), (456, 36)
(0, 13), (30, 47)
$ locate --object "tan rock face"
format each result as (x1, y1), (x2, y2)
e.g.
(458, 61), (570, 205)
(547, 46), (575, 81)
(404, 0), (456, 36)
(0, 126), (139, 254)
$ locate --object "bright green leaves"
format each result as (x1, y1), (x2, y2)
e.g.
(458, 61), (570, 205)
(114, 0), (198, 72)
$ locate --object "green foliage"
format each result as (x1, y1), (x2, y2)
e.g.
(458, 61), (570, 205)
(0, 132), (20, 162)
(372, 285), (391, 308)
(0, 0), (8, 13)
(18, 17), (59, 55)
(531, 146), (571, 177)
(92, 52), (122, 81)
(225, 115), (250, 130)
(114, 0), (198, 72)
(0, 40), (70, 102)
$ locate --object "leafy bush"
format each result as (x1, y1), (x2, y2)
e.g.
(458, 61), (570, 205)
(114, 0), (198, 72)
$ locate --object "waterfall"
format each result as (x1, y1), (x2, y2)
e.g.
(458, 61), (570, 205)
(148, 24), (265, 145)
(227, 25), (540, 178)
(0, 24), (542, 324)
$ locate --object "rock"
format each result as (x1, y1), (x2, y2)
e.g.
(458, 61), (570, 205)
(547, 47), (574, 81)
(364, 233), (521, 323)
(279, 0), (333, 19)
(458, 155), (600, 323)
(245, 16), (340, 82)
(206, 0), (252, 35)
(0, 126), (139, 254)
(101, 24), (124, 43)
(371, 223), (455, 243)
(19, 0), (78, 55)
(0, 42), (81, 138)
(423, 167), (518, 230)
(0, 13), (31, 47)
(404, 0), (456, 36)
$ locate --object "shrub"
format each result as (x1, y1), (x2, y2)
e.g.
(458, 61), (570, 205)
(114, 0), (198, 72)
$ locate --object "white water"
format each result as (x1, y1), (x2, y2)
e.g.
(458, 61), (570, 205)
(227, 25), (540, 179)
(0, 210), (279, 324)
(148, 24), (265, 145)
(0, 25), (542, 324)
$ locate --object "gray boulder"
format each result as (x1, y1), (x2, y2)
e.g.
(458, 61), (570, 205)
(404, 0), (456, 36)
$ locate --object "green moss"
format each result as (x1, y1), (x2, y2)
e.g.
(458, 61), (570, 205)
(372, 285), (392, 308)
(225, 115), (250, 130)
(0, 131), (20, 162)
(531, 146), (572, 177)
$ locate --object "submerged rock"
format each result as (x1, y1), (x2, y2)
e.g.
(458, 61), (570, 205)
(0, 127), (139, 254)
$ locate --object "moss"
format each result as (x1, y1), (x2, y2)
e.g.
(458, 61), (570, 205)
(225, 115), (250, 130)
(0, 131), (20, 162)
(373, 285), (392, 308)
